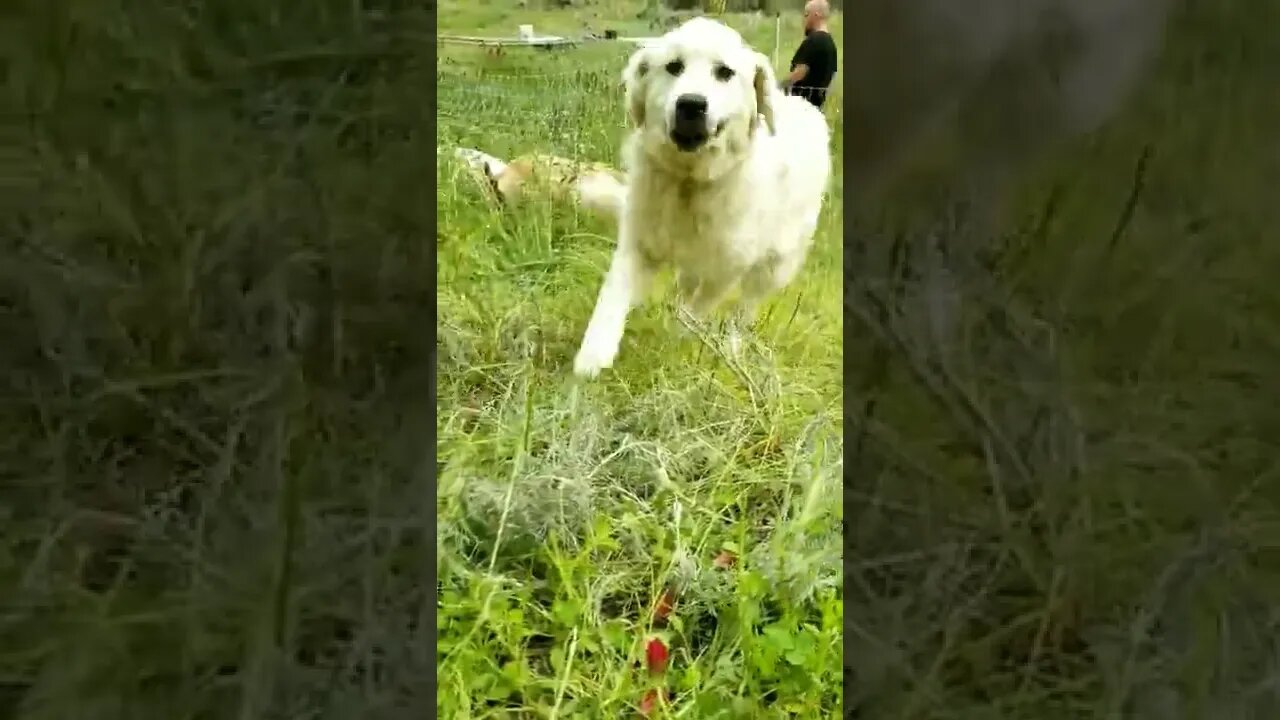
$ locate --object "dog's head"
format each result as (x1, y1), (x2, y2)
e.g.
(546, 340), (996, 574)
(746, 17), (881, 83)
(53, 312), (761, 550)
(622, 18), (777, 161)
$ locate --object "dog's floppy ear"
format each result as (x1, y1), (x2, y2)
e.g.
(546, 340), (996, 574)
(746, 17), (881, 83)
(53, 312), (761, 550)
(752, 52), (777, 136)
(482, 162), (507, 206)
(622, 47), (651, 128)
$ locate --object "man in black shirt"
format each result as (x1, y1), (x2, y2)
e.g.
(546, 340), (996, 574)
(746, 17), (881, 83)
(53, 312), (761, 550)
(781, 0), (838, 109)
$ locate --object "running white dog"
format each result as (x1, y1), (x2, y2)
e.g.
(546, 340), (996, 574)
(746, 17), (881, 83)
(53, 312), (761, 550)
(573, 17), (831, 378)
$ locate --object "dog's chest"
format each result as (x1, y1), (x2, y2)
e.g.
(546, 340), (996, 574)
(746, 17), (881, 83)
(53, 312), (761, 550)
(632, 176), (756, 269)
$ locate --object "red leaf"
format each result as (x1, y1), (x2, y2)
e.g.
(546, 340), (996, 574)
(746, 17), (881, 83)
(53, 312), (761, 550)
(653, 589), (676, 623)
(638, 688), (663, 716)
(713, 550), (737, 569)
(645, 637), (669, 675)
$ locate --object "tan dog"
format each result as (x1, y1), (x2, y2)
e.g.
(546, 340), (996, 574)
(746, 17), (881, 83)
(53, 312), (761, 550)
(453, 148), (626, 218)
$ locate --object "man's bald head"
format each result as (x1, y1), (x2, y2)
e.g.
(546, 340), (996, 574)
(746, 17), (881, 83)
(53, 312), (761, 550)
(803, 0), (830, 33)
(804, 0), (830, 18)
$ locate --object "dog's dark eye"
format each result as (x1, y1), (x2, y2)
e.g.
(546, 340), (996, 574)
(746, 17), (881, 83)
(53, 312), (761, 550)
(665, 60), (684, 76)
(714, 64), (735, 81)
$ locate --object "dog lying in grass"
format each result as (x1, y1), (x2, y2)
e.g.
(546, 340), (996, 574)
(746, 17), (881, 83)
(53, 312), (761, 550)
(453, 147), (626, 219)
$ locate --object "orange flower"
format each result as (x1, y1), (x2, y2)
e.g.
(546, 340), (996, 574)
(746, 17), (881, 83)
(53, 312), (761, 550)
(638, 688), (664, 715)
(713, 550), (737, 569)
(653, 589), (676, 623)
(645, 637), (669, 675)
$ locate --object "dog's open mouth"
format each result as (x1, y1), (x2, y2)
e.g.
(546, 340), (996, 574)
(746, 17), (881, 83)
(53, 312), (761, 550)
(670, 120), (727, 152)
(670, 129), (707, 152)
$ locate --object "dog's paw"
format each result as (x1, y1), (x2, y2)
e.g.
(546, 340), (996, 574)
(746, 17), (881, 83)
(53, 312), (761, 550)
(573, 341), (616, 379)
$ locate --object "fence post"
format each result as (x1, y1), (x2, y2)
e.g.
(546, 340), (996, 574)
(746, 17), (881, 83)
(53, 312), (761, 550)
(773, 11), (780, 69)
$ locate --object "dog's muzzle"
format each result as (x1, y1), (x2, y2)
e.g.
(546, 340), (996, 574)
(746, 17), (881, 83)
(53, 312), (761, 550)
(670, 94), (712, 152)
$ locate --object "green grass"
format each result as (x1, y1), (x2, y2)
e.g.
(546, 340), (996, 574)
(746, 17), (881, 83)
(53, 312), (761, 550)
(3, 1), (443, 717)
(6, 0), (1280, 718)
(844, 1), (1280, 717)
(436, 3), (844, 717)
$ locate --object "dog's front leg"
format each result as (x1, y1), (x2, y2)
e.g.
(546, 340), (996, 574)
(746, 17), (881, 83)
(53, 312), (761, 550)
(573, 238), (653, 378)
(680, 274), (735, 320)
(727, 259), (792, 356)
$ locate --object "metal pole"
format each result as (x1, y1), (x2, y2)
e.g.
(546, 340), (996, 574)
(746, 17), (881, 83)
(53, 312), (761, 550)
(773, 11), (780, 69)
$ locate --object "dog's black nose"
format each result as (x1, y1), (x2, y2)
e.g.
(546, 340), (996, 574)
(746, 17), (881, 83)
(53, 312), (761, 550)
(671, 94), (711, 151)
(674, 94), (708, 119)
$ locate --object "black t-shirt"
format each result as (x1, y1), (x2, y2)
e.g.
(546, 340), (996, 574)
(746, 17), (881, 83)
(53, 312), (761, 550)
(788, 30), (837, 108)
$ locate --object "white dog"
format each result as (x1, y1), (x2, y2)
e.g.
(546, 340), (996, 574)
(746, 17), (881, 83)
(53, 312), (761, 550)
(573, 17), (831, 378)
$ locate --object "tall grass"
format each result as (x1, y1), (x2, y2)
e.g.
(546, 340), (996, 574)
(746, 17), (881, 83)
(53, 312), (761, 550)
(436, 8), (845, 717)
(844, 1), (1280, 716)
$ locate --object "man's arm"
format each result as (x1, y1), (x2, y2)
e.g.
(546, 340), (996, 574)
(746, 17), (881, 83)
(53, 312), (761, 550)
(783, 63), (809, 87)
(781, 36), (815, 91)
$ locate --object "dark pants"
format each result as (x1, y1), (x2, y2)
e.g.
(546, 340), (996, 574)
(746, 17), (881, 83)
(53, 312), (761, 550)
(790, 85), (828, 109)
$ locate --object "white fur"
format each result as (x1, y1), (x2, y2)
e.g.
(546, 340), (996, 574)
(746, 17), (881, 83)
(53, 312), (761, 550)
(573, 18), (831, 378)
(454, 147), (507, 178)
(574, 172), (628, 217)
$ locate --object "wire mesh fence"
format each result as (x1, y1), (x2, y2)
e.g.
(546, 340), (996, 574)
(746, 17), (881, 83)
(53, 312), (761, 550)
(437, 65), (838, 160)
(437, 64), (631, 165)
(434, 54), (843, 253)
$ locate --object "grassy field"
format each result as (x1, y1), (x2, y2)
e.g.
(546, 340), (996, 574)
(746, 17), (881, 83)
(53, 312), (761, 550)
(3, 1), (442, 717)
(5, 0), (1280, 718)
(844, 1), (1280, 717)
(437, 3), (844, 717)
